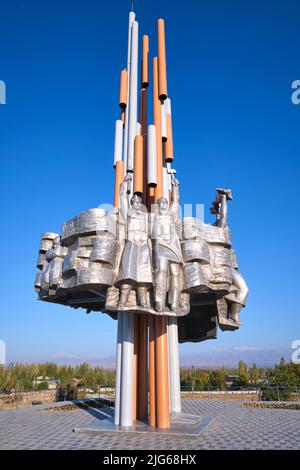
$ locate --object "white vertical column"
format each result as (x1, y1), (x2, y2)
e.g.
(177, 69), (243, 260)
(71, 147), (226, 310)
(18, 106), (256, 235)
(165, 98), (172, 117)
(127, 20), (139, 172)
(136, 122), (141, 136)
(147, 125), (157, 187)
(161, 102), (167, 141)
(113, 120), (124, 167)
(166, 163), (173, 191)
(120, 312), (134, 427)
(114, 313), (123, 425)
(123, 11), (135, 171)
(168, 317), (181, 413)
(116, 11), (136, 428)
(163, 167), (169, 201)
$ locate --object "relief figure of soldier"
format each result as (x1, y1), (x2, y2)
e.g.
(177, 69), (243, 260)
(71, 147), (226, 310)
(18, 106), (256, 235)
(152, 179), (183, 312)
(116, 174), (153, 308)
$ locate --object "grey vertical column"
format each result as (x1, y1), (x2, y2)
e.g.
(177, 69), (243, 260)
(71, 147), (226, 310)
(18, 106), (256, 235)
(123, 11), (135, 171)
(127, 20), (139, 172)
(120, 311), (134, 427)
(113, 120), (124, 167)
(168, 316), (182, 413)
(114, 313), (123, 425)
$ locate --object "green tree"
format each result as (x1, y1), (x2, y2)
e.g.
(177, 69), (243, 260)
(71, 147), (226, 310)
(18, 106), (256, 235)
(37, 381), (49, 391)
(208, 370), (226, 390)
(238, 360), (249, 385)
(249, 364), (259, 384)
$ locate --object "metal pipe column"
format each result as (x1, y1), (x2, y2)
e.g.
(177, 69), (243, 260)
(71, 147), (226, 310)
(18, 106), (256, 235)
(138, 314), (148, 421)
(149, 54), (170, 430)
(153, 57), (164, 201)
(114, 313), (123, 425)
(127, 20), (139, 172)
(155, 316), (170, 428)
(149, 316), (156, 427)
(168, 316), (181, 413)
(120, 312), (134, 427)
(123, 11), (135, 171)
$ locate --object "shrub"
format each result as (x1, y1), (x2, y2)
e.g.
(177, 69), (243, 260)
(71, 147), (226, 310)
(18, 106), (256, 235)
(36, 381), (49, 391)
(260, 387), (292, 401)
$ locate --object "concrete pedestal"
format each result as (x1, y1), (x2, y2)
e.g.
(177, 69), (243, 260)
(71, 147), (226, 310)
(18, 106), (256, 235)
(73, 409), (214, 439)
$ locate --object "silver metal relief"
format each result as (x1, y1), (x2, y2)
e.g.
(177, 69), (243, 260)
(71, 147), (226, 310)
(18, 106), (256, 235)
(35, 184), (248, 335)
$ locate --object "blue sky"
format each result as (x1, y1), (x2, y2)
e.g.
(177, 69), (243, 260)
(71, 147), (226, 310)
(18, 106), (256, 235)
(0, 0), (299, 366)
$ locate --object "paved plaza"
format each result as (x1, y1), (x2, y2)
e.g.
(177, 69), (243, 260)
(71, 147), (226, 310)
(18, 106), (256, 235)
(0, 400), (299, 450)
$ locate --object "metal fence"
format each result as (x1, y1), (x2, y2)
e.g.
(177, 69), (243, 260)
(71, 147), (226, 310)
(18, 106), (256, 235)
(180, 385), (300, 401)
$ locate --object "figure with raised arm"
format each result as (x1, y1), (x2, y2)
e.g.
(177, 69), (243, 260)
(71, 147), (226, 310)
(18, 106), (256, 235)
(210, 188), (249, 324)
(116, 174), (153, 308)
(210, 188), (233, 228)
(152, 178), (184, 312)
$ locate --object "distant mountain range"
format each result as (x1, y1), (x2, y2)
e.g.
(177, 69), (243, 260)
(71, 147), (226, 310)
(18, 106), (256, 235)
(179, 347), (291, 368)
(47, 347), (291, 369)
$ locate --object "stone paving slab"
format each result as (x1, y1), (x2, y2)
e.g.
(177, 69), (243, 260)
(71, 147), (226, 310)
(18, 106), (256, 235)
(0, 400), (299, 450)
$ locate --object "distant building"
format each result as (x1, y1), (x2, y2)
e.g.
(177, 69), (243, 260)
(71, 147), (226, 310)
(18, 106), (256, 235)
(225, 375), (239, 387)
(47, 380), (60, 390)
(33, 378), (60, 390)
(36, 376), (50, 381)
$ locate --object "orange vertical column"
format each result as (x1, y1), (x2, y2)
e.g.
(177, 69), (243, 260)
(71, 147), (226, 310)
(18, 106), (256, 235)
(132, 35), (150, 424)
(119, 68), (128, 109)
(153, 57), (164, 202)
(152, 55), (170, 429)
(165, 108), (174, 162)
(149, 57), (162, 428)
(142, 35), (149, 88)
(149, 315), (156, 426)
(140, 36), (150, 424)
(141, 35), (149, 208)
(157, 19), (168, 101)
(138, 131), (150, 422)
(155, 316), (170, 428)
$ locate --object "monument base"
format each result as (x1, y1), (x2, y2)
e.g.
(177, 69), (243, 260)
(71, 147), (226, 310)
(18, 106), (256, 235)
(73, 409), (214, 439)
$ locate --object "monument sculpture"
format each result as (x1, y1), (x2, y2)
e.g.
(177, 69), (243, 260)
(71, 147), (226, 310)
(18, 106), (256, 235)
(116, 174), (153, 309)
(35, 9), (248, 435)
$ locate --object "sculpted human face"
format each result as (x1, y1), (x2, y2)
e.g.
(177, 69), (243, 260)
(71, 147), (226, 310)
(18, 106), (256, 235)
(158, 198), (168, 214)
(53, 236), (60, 247)
(131, 195), (142, 211)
